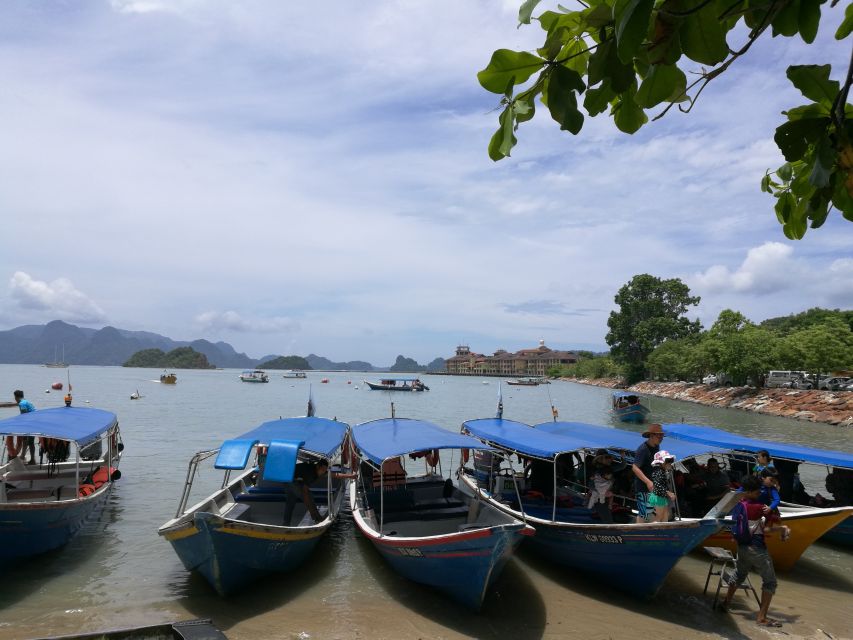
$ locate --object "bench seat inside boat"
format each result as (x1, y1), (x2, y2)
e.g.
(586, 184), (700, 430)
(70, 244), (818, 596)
(379, 504), (470, 524)
(235, 491), (328, 504)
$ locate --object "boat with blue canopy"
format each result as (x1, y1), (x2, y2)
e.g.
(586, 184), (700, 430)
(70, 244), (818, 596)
(663, 422), (853, 553)
(0, 406), (124, 562)
(611, 391), (650, 423)
(459, 417), (729, 598)
(349, 417), (533, 610)
(158, 414), (350, 595)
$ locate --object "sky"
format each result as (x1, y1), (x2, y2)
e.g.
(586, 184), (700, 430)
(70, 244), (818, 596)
(1, 1), (851, 365)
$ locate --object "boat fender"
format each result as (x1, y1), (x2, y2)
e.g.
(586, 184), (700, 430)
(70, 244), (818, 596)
(425, 449), (440, 468)
(340, 438), (350, 466)
(462, 449), (470, 464)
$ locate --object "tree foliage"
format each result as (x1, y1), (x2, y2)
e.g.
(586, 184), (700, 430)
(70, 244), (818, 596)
(123, 347), (214, 369)
(479, 1), (853, 237)
(605, 274), (702, 382)
(551, 353), (623, 378)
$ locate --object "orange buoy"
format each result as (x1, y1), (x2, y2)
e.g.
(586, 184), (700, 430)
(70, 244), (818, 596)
(51, 382), (63, 390)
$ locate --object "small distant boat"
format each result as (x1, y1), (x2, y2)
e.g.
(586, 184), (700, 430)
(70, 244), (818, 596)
(239, 370), (269, 383)
(505, 376), (548, 386)
(158, 415), (350, 595)
(160, 372), (177, 384)
(130, 390), (142, 400)
(364, 378), (429, 392)
(44, 344), (69, 368)
(282, 370), (307, 379)
(0, 406), (124, 562)
(611, 391), (650, 423)
(350, 417), (533, 609)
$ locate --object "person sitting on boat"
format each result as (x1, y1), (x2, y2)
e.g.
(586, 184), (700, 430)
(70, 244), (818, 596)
(11, 390), (36, 465)
(825, 468), (853, 506)
(700, 458), (731, 512)
(587, 449), (615, 523)
(752, 449), (776, 475)
(758, 468), (791, 541)
(284, 460), (356, 525)
(648, 450), (676, 523)
(631, 423), (664, 522)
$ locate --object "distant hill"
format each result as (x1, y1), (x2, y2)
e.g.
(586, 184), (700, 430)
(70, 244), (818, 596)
(426, 357), (446, 372)
(305, 354), (376, 371)
(123, 347), (214, 369)
(258, 355), (312, 370)
(389, 355), (425, 372)
(0, 320), (256, 367)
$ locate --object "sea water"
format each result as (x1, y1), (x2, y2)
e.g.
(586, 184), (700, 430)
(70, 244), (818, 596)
(0, 365), (851, 640)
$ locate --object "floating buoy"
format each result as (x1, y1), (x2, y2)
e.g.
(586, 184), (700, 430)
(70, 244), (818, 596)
(51, 382), (63, 390)
(347, 380), (351, 384)
(44, 389), (50, 393)
(321, 378), (329, 384)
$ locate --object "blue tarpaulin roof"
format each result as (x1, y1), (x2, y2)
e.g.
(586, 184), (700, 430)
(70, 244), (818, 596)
(612, 391), (642, 399)
(0, 407), (117, 447)
(462, 418), (586, 459)
(353, 418), (493, 465)
(535, 421), (718, 461)
(237, 417), (348, 458)
(663, 423), (853, 469)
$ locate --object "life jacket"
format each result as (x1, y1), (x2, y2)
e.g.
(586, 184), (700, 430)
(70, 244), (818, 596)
(78, 466), (120, 497)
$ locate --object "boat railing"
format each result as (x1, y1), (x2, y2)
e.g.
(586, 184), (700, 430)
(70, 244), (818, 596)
(176, 448), (220, 518)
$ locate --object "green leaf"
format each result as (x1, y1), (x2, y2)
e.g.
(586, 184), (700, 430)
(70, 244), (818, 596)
(786, 65), (839, 109)
(488, 106), (517, 161)
(635, 64), (686, 108)
(785, 196), (809, 239)
(774, 118), (830, 161)
(545, 65), (586, 133)
(648, 15), (682, 65)
(584, 80), (616, 115)
(514, 89), (538, 124)
(775, 192), (794, 224)
(558, 37), (591, 75)
(539, 27), (571, 60)
(478, 49), (547, 94)
(589, 39), (636, 93)
(798, 0), (821, 43)
(784, 103), (831, 121)
(837, 2), (853, 39)
(519, 0), (543, 25)
(808, 137), (835, 188)
(583, 3), (614, 29)
(613, 0), (655, 64)
(772, 0), (800, 37)
(832, 175), (853, 219)
(680, 2), (728, 65)
(613, 86), (648, 133)
(777, 162), (793, 182)
(807, 190), (831, 228)
(760, 173), (772, 193)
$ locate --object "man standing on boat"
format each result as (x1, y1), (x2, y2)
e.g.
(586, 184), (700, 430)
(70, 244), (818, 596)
(632, 423), (664, 522)
(284, 459), (356, 525)
(12, 390), (36, 465)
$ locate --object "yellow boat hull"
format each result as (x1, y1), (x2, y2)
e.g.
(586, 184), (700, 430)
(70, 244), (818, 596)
(702, 506), (853, 571)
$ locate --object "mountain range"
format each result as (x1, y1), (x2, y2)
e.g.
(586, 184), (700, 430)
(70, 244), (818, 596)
(0, 320), (445, 371)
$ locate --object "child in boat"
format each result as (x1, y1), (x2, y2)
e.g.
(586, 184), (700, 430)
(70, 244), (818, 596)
(649, 450), (676, 522)
(587, 449), (615, 523)
(753, 449), (776, 475)
(759, 467), (791, 541)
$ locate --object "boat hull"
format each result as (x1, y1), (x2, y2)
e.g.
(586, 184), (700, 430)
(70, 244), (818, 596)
(703, 506), (853, 571)
(350, 483), (529, 609)
(0, 489), (113, 561)
(161, 512), (328, 596)
(821, 514), (853, 547)
(460, 474), (718, 598)
(612, 404), (650, 423)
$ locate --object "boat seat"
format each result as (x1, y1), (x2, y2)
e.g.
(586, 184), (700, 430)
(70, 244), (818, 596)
(381, 505), (469, 524)
(222, 502), (251, 521)
(235, 491), (328, 504)
(412, 498), (465, 510)
(373, 457), (407, 488)
(5, 488), (55, 501)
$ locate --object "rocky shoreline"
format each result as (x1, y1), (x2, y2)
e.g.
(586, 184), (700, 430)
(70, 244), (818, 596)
(572, 378), (853, 427)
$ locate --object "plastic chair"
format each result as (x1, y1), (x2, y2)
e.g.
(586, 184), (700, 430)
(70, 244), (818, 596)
(702, 546), (760, 608)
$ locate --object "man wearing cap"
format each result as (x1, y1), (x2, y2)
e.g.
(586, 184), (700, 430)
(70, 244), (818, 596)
(632, 423), (664, 522)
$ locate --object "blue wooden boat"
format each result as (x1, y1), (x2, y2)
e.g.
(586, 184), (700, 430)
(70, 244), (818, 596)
(663, 422), (853, 549)
(158, 415), (350, 595)
(611, 391), (650, 423)
(0, 406), (124, 562)
(460, 418), (726, 598)
(349, 417), (533, 610)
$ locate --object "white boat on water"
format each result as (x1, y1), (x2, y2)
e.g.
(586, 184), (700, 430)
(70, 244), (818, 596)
(282, 370), (307, 379)
(239, 370), (269, 383)
(44, 345), (68, 368)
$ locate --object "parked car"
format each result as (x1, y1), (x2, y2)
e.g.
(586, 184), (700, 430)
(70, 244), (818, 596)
(790, 378), (813, 389)
(819, 377), (851, 391)
(702, 374), (717, 385)
(842, 379), (853, 392)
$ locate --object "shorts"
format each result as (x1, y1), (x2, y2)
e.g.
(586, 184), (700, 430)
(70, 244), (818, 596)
(647, 493), (669, 508)
(728, 544), (777, 594)
(635, 492), (651, 519)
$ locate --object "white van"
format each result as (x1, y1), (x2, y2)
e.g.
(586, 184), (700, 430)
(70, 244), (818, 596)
(765, 370), (807, 388)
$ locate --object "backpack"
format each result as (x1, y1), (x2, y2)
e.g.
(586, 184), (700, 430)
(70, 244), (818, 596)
(730, 500), (753, 544)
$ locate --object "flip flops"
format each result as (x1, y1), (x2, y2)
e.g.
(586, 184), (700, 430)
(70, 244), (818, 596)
(757, 618), (782, 627)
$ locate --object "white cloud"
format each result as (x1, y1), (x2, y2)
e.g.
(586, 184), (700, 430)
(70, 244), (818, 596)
(8, 272), (107, 324)
(693, 242), (797, 295)
(195, 310), (299, 334)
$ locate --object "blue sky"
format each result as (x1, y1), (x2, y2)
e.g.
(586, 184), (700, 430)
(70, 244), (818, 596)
(1, 1), (851, 365)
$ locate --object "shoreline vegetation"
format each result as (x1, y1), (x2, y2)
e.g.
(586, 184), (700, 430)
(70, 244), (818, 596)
(572, 377), (853, 427)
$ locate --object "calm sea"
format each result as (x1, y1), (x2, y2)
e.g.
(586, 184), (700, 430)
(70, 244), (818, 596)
(1, 365), (851, 640)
